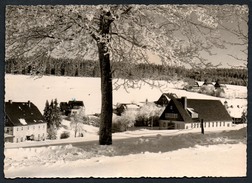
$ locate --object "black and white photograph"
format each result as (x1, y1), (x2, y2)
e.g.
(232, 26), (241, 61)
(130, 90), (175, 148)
(4, 3), (248, 178)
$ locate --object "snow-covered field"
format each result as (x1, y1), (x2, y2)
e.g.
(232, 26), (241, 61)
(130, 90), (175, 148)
(4, 74), (247, 115)
(5, 143), (246, 178)
(4, 74), (247, 178)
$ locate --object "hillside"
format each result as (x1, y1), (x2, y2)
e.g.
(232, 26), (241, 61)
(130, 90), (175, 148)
(5, 74), (247, 116)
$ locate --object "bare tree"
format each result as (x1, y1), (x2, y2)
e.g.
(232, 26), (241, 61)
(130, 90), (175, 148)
(5, 4), (248, 145)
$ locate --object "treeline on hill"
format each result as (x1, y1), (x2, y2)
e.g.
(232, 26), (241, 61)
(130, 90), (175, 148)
(5, 57), (247, 86)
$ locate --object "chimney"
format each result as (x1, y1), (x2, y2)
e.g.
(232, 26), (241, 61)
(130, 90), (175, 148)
(8, 100), (12, 104)
(181, 97), (187, 110)
(28, 100), (31, 107)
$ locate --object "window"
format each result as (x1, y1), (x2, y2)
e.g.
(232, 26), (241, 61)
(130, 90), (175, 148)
(27, 126), (29, 130)
(165, 113), (178, 119)
(204, 122), (206, 128)
(223, 122), (225, 126)
(16, 138), (19, 143)
(216, 122), (218, 127)
(38, 125), (40, 129)
(227, 123), (230, 127)
(16, 127), (18, 131)
(21, 137), (23, 142)
(21, 127), (23, 130)
(6, 128), (9, 133)
(220, 122), (222, 127)
(33, 126), (35, 130)
(191, 123), (193, 128)
(208, 122), (210, 127)
(212, 122), (214, 127)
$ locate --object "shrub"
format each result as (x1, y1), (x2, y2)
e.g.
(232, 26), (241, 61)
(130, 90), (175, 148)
(199, 85), (215, 95)
(60, 131), (70, 139)
(47, 126), (57, 140)
(136, 103), (163, 127)
(215, 88), (226, 98)
(112, 110), (137, 133)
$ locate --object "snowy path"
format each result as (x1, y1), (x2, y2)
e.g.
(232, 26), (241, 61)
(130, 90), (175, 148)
(5, 124), (246, 149)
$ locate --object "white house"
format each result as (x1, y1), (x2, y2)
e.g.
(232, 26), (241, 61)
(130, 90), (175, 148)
(5, 100), (47, 143)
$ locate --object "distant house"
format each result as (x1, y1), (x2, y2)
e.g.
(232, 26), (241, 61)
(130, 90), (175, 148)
(159, 96), (233, 130)
(60, 100), (85, 116)
(113, 103), (141, 116)
(226, 105), (246, 124)
(183, 82), (202, 92)
(155, 93), (178, 106)
(5, 100), (47, 143)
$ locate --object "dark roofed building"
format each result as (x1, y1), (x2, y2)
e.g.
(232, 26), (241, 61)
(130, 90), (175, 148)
(159, 95), (232, 130)
(60, 100), (85, 116)
(5, 100), (47, 143)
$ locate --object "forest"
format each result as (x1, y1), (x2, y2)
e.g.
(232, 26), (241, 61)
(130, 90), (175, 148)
(5, 57), (248, 86)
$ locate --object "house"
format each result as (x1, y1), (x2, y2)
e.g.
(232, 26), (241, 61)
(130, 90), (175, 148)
(5, 100), (47, 143)
(113, 103), (141, 116)
(159, 95), (233, 130)
(60, 100), (85, 116)
(155, 93), (178, 106)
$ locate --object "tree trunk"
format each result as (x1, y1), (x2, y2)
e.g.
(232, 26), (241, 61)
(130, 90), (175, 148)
(98, 42), (113, 145)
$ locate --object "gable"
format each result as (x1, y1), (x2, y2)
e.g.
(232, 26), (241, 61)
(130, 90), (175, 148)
(160, 97), (192, 122)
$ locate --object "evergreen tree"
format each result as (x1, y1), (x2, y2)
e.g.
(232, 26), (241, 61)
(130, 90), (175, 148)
(43, 99), (62, 139)
(53, 99), (62, 129)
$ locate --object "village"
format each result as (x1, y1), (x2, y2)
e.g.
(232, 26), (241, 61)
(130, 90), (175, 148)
(4, 4), (248, 178)
(4, 76), (247, 144)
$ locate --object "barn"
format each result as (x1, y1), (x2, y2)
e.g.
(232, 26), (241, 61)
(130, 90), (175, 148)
(5, 100), (47, 143)
(159, 95), (233, 130)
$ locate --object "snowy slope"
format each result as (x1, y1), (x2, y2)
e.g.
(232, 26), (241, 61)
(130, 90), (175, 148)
(5, 74), (247, 115)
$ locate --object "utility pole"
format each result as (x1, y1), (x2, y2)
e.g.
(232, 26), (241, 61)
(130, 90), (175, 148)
(200, 119), (204, 134)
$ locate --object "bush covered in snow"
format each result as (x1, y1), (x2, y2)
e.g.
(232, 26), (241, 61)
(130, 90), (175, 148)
(198, 85), (226, 98)
(135, 103), (163, 127)
(112, 103), (164, 132)
(112, 110), (137, 133)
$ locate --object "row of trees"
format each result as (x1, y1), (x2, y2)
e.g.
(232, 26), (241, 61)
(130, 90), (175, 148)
(6, 57), (248, 86)
(186, 68), (248, 86)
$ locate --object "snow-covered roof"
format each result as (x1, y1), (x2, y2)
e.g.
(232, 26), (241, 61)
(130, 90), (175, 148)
(228, 108), (244, 118)
(5, 101), (46, 126)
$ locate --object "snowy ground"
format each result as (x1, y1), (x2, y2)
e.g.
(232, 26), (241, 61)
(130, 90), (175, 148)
(4, 74), (247, 115)
(4, 74), (248, 178)
(4, 126), (246, 178)
(4, 143), (246, 178)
